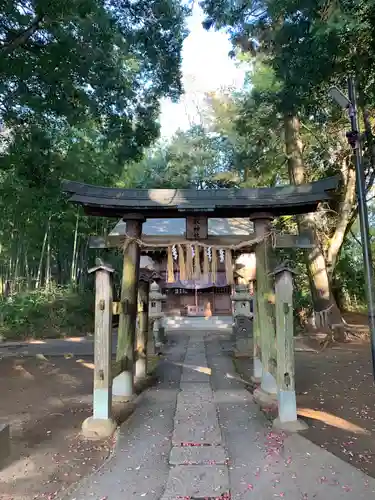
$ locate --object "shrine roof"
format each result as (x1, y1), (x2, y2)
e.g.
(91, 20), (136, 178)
(62, 176), (339, 218)
(109, 218), (253, 237)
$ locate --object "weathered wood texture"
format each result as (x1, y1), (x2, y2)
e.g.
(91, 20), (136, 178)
(186, 216), (208, 240)
(89, 233), (315, 250)
(136, 280), (150, 378)
(253, 285), (262, 371)
(89, 263), (114, 420)
(275, 268), (295, 392)
(62, 176), (339, 218)
(116, 219), (143, 393)
(253, 217), (277, 380)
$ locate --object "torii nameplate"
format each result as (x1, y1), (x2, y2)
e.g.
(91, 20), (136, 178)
(186, 216), (208, 240)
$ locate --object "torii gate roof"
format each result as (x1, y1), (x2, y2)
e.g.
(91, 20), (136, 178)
(62, 176), (339, 219)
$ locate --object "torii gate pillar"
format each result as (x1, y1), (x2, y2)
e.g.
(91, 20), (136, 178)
(251, 213), (277, 395)
(113, 215), (145, 399)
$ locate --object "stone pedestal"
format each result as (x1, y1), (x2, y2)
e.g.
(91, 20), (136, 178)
(149, 282), (166, 351)
(231, 284), (253, 354)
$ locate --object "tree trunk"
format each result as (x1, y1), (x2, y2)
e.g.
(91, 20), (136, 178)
(24, 246), (31, 290)
(326, 158), (356, 274)
(70, 210), (80, 286)
(284, 113), (344, 337)
(36, 224), (48, 290)
(45, 219), (51, 290)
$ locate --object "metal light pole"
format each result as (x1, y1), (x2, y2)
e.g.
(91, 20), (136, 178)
(330, 77), (375, 379)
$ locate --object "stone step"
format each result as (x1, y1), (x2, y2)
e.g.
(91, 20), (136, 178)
(164, 315), (233, 330)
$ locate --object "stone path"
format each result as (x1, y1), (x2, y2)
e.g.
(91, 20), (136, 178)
(162, 335), (229, 499)
(67, 331), (375, 499)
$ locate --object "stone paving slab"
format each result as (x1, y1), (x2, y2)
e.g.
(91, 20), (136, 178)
(177, 385), (213, 404)
(180, 369), (211, 383)
(172, 402), (222, 445)
(161, 465), (229, 499)
(179, 382), (212, 392)
(183, 353), (207, 362)
(169, 445), (227, 465)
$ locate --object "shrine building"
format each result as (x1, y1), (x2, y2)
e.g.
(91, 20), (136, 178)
(106, 218), (256, 317)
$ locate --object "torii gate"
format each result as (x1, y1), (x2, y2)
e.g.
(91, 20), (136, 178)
(62, 176), (339, 434)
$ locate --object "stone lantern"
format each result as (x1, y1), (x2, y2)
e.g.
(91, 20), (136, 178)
(149, 281), (167, 348)
(231, 283), (253, 353)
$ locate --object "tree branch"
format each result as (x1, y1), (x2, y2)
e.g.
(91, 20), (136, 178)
(350, 229), (363, 247)
(0, 15), (44, 55)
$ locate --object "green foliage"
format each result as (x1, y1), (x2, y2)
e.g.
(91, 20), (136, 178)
(199, 0), (375, 317)
(0, 286), (94, 340)
(0, 0), (189, 338)
(120, 124), (239, 189)
(0, 0), (189, 165)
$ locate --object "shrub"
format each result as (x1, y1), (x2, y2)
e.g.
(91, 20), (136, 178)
(0, 286), (94, 340)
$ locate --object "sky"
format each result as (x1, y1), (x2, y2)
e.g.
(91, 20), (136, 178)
(159, 5), (246, 138)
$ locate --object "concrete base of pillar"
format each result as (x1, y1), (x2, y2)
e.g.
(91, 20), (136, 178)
(253, 387), (277, 407)
(135, 357), (147, 379)
(81, 417), (117, 440)
(277, 389), (299, 423)
(253, 357), (262, 380)
(273, 417), (308, 433)
(112, 371), (133, 400)
(261, 370), (277, 394)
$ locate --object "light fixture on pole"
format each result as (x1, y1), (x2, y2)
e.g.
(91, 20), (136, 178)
(329, 78), (375, 380)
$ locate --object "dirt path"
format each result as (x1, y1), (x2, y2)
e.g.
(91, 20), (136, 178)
(0, 356), (113, 500)
(235, 313), (375, 479)
(295, 341), (375, 478)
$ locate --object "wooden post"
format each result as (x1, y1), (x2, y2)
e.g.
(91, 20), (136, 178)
(252, 214), (277, 395)
(82, 259), (116, 439)
(273, 264), (308, 431)
(113, 217), (144, 399)
(252, 280), (262, 382)
(135, 279), (150, 379)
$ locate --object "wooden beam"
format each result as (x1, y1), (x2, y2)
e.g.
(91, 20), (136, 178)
(89, 233), (314, 250)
